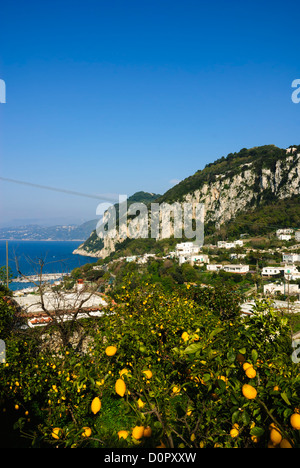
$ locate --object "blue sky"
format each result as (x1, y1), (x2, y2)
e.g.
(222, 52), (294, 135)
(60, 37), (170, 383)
(1, 0), (300, 225)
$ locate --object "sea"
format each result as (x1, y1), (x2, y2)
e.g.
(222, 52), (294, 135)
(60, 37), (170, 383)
(0, 240), (98, 291)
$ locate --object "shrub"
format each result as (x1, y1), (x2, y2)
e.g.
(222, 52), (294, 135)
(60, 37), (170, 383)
(0, 279), (299, 448)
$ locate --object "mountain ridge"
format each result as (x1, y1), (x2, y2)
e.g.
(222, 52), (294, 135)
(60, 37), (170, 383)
(74, 144), (300, 259)
(0, 219), (98, 241)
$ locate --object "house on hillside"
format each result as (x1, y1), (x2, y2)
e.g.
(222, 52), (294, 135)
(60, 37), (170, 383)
(175, 242), (201, 265)
(222, 264), (249, 274)
(276, 229), (293, 241)
(282, 253), (300, 263)
(278, 234), (292, 241)
(264, 282), (300, 296)
(175, 242), (200, 256)
(217, 240), (243, 249)
(262, 265), (298, 278)
(189, 254), (210, 266)
(207, 264), (249, 273)
(207, 264), (223, 272)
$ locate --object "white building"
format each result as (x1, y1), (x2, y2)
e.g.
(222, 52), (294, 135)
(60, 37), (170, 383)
(262, 265), (298, 277)
(176, 242), (201, 265)
(137, 253), (156, 264)
(264, 282), (300, 296)
(278, 234), (292, 241)
(230, 253), (246, 260)
(207, 264), (223, 271)
(276, 228), (294, 236)
(126, 256), (137, 262)
(276, 229), (293, 241)
(189, 254), (210, 265)
(217, 240), (243, 249)
(207, 264), (249, 273)
(261, 267), (282, 277)
(282, 253), (300, 263)
(223, 264), (249, 274)
(175, 242), (200, 256)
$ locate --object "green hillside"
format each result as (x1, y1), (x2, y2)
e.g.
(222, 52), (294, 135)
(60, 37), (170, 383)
(158, 145), (294, 204)
(79, 145), (300, 259)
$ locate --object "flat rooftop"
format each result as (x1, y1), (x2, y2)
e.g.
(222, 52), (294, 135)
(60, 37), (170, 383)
(13, 291), (107, 314)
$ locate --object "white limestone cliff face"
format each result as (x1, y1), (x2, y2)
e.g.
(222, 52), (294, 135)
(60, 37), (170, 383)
(76, 153), (300, 258)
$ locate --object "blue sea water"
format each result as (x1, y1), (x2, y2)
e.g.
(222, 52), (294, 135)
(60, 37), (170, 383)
(0, 240), (98, 290)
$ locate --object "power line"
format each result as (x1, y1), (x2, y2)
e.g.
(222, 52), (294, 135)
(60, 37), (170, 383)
(0, 176), (119, 203)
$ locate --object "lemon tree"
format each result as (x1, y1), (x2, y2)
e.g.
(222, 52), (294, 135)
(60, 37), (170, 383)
(0, 276), (299, 448)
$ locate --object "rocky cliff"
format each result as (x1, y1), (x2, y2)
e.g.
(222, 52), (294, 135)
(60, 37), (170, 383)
(74, 145), (300, 258)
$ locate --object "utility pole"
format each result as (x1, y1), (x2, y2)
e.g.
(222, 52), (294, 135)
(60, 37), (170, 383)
(287, 274), (290, 315)
(6, 240), (9, 289)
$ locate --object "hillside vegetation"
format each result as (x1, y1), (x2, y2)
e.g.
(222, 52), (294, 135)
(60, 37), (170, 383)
(159, 145), (292, 204)
(80, 145), (300, 258)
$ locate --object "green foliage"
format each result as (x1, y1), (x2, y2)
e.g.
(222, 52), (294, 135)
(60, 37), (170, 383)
(159, 145), (287, 204)
(0, 278), (299, 448)
(0, 296), (14, 339)
(210, 195), (300, 240)
(0, 266), (14, 286)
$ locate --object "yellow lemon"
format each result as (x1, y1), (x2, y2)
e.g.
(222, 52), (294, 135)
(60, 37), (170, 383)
(290, 413), (300, 430)
(243, 362), (253, 371)
(181, 332), (189, 342)
(143, 369), (153, 379)
(82, 427), (92, 438)
(115, 378), (126, 397)
(270, 428), (282, 446)
(51, 427), (62, 440)
(280, 438), (292, 448)
(230, 428), (239, 438)
(172, 386), (180, 394)
(105, 346), (117, 356)
(132, 426), (144, 440)
(137, 398), (145, 408)
(242, 384), (257, 400)
(118, 430), (129, 440)
(245, 367), (257, 379)
(91, 396), (101, 414)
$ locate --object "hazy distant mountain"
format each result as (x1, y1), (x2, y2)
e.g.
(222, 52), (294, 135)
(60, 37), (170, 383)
(0, 219), (98, 241)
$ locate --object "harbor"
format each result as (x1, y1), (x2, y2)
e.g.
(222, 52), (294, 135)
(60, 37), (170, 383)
(11, 272), (70, 283)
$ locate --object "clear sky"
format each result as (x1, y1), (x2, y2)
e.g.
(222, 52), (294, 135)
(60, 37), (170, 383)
(1, 0), (300, 226)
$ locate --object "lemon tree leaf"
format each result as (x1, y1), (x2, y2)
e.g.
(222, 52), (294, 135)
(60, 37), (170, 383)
(183, 342), (202, 354)
(208, 328), (224, 340)
(251, 349), (258, 362)
(281, 391), (291, 406)
(250, 427), (265, 437)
